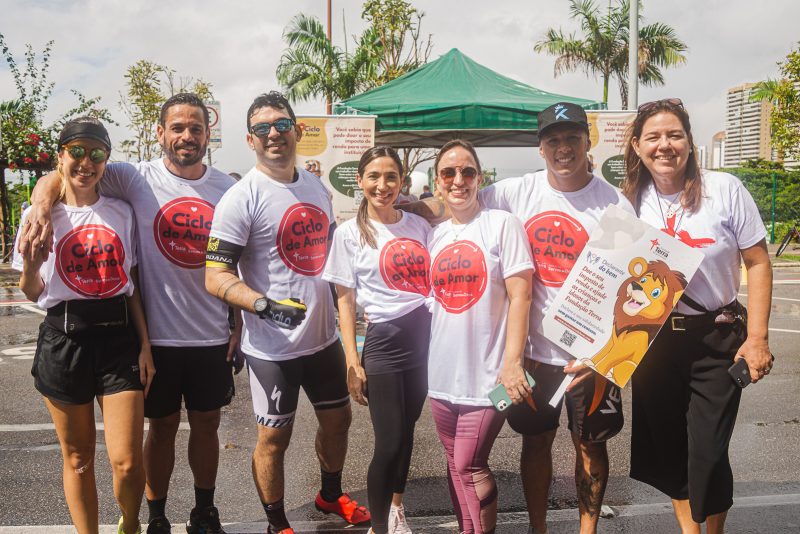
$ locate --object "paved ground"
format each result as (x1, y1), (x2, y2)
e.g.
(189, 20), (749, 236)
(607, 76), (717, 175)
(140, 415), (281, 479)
(1, 253), (798, 533)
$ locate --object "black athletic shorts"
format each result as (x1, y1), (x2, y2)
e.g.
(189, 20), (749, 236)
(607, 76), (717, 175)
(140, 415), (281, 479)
(144, 344), (235, 418)
(362, 304), (431, 375)
(507, 360), (623, 442)
(244, 340), (349, 428)
(32, 321), (142, 405)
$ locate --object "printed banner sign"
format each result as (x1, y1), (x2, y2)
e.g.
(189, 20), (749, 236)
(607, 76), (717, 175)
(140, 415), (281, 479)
(587, 111), (636, 188)
(542, 204), (704, 389)
(296, 115), (376, 224)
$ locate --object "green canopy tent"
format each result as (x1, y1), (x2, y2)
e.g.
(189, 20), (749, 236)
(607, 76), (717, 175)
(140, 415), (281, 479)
(334, 48), (603, 148)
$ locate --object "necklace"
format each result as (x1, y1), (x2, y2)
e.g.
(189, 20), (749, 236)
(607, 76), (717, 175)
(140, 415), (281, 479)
(655, 188), (685, 235)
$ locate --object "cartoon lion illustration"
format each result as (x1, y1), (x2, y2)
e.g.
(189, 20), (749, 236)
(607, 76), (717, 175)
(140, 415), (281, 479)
(584, 257), (687, 387)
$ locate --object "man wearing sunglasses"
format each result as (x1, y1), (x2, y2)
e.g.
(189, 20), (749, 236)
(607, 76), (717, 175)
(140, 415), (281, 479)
(205, 91), (369, 534)
(22, 93), (242, 534)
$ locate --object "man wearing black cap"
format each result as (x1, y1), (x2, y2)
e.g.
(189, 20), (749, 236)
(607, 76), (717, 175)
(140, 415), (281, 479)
(21, 94), (241, 534)
(474, 102), (635, 534)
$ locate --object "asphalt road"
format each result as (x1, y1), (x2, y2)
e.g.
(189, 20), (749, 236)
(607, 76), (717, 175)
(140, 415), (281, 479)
(1, 264), (799, 533)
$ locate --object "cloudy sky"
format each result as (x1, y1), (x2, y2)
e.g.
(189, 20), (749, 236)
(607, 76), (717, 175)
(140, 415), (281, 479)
(1, 0), (797, 176)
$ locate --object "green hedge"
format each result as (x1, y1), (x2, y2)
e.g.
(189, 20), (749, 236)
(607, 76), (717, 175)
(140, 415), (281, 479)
(723, 167), (800, 225)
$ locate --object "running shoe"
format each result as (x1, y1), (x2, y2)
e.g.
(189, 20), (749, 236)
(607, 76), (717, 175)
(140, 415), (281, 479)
(186, 506), (225, 534)
(388, 504), (412, 534)
(267, 527), (295, 534)
(118, 516), (142, 534)
(146, 516), (171, 534)
(314, 492), (371, 524)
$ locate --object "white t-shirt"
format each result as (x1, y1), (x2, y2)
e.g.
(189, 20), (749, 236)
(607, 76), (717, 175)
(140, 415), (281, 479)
(322, 212), (431, 323)
(427, 209), (534, 406)
(13, 197), (137, 309)
(479, 172), (635, 366)
(101, 160), (235, 347)
(209, 167), (338, 361)
(637, 170), (766, 314)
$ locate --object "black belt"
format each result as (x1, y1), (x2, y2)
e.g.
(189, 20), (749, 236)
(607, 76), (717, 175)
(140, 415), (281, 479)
(669, 310), (737, 331)
(45, 296), (128, 334)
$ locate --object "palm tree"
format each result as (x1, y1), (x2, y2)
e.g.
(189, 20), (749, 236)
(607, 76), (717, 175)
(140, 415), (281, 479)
(535, 0), (687, 107)
(276, 14), (381, 109)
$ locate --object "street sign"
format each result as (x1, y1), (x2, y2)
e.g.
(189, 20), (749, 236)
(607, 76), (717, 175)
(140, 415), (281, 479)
(207, 100), (222, 148)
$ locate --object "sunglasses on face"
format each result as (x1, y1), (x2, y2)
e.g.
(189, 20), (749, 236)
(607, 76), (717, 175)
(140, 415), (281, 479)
(249, 118), (295, 137)
(438, 166), (479, 180)
(637, 98), (684, 114)
(65, 145), (109, 164)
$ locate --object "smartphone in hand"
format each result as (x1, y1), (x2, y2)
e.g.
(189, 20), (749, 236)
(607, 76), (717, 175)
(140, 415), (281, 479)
(728, 358), (751, 388)
(489, 370), (536, 411)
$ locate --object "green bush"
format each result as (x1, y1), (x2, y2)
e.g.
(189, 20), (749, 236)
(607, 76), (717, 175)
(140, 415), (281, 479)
(723, 167), (800, 225)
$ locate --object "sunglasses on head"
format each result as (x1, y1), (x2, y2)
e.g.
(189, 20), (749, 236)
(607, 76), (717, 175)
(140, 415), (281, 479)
(249, 118), (295, 137)
(637, 98), (684, 114)
(438, 166), (479, 180)
(65, 144), (109, 164)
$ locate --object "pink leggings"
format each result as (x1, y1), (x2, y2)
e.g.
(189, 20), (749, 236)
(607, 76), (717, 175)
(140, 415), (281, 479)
(430, 398), (506, 534)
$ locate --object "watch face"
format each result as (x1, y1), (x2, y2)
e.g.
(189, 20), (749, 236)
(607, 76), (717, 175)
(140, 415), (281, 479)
(254, 298), (268, 313)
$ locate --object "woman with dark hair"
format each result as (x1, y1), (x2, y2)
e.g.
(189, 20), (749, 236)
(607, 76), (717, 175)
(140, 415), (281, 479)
(622, 99), (773, 534)
(427, 139), (533, 534)
(323, 146), (432, 534)
(14, 117), (155, 534)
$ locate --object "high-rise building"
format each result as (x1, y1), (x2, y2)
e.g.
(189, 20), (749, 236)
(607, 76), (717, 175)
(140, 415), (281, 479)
(696, 145), (708, 169)
(724, 83), (772, 167)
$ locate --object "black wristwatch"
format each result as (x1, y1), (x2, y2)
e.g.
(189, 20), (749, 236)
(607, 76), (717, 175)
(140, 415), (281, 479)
(254, 297), (269, 319)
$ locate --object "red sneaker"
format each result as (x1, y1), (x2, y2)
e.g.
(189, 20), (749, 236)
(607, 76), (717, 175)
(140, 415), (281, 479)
(267, 528), (294, 534)
(314, 492), (371, 525)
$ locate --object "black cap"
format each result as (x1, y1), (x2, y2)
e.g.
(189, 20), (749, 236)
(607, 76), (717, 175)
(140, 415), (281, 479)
(537, 102), (589, 138)
(58, 121), (112, 151)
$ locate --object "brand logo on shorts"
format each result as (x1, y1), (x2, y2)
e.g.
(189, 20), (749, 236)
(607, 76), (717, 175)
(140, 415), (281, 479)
(379, 238), (431, 295)
(153, 197), (216, 269)
(524, 211), (588, 287)
(56, 224), (128, 298)
(431, 240), (487, 314)
(277, 203), (329, 276)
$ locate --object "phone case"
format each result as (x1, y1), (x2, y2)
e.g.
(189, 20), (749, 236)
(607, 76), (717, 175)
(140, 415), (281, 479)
(489, 370), (536, 411)
(728, 358), (751, 388)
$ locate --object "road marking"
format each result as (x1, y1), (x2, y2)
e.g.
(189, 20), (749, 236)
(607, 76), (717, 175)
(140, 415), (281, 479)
(21, 303), (46, 315)
(2, 493), (798, 533)
(0, 422), (191, 432)
(739, 294), (800, 303)
(769, 327), (800, 334)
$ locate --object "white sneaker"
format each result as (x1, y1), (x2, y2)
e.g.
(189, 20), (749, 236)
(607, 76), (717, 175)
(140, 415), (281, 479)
(388, 504), (412, 534)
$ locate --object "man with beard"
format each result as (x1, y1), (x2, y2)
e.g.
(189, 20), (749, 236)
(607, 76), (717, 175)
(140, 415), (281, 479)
(21, 93), (238, 534)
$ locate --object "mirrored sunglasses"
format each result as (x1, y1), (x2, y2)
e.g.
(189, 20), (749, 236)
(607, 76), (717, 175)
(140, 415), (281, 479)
(249, 118), (295, 137)
(637, 98), (684, 114)
(65, 145), (109, 164)
(438, 166), (479, 180)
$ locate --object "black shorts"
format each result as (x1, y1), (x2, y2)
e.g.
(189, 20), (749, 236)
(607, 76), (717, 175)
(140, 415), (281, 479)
(145, 344), (235, 418)
(32, 321), (142, 405)
(507, 360), (623, 442)
(630, 325), (741, 522)
(362, 304), (430, 375)
(245, 340), (349, 428)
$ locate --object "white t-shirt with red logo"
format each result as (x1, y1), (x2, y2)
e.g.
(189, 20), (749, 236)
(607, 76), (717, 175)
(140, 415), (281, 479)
(210, 167), (338, 361)
(479, 172), (635, 366)
(13, 197), (137, 309)
(322, 212), (431, 323)
(427, 209), (534, 406)
(637, 170), (766, 314)
(100, 160), (235, 347)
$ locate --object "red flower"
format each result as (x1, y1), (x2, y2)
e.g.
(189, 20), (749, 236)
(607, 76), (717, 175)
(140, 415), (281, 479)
(9, 162), (17, 170)
(38, 151), (49, 161)
(23, 157), (34, 164)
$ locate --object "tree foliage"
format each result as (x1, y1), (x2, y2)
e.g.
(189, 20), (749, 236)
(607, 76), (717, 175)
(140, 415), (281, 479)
(534, 0), (687, 107)
(118, 60), (213, 162)
(751, 44), (800, 163)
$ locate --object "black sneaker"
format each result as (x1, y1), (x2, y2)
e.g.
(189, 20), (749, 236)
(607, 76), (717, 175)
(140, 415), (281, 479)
(186, 506), (225, 534)
(146, 516), (171, 534)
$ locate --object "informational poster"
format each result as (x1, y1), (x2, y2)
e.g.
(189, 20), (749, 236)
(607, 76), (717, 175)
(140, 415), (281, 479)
(542, 204), (704, 391)
(206, 101), (222, 148)
(295, 115), (376, 224)
(587, 111), (636, 188)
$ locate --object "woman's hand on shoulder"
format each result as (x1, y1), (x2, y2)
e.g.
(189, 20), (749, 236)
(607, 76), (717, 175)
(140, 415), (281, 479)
(347, 363), (368, 406)
(736, 337), (772, 384)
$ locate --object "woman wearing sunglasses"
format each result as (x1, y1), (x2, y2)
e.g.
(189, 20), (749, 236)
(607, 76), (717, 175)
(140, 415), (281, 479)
(14, 117), (154, 534)
(622, 99), (773, 534)
(426, 140), (533, 534)
(323, 146), (431, 534)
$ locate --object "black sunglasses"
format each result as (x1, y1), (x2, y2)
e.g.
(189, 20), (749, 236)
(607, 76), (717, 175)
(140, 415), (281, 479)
(438, 166), (479, 180)
(65, 144), (109, 164)
(249, 118), (295, 137)
(637, 98), (684, 114)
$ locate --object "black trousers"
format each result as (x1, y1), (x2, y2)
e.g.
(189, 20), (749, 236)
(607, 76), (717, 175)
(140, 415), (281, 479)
(365, 365), (428, 534)
(630, 325), (742, 522)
